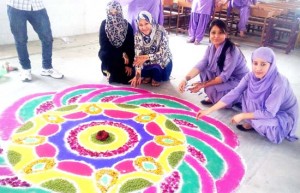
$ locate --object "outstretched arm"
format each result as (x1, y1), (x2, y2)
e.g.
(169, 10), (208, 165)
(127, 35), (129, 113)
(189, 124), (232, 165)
(196, 100), (227, 120)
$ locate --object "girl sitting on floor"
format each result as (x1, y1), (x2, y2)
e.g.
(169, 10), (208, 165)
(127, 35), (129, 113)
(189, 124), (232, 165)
(178, 19), (249, 106)
(196, 47), (299, 144)
(129, 10), (173, 87)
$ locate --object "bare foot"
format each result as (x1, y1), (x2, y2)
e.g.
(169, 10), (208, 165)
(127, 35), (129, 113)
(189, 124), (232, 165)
(186, 38), (195, 43)
(142, 77), (151, 84)
(239, 31), (245, 38)
(151, 80), (160, 87)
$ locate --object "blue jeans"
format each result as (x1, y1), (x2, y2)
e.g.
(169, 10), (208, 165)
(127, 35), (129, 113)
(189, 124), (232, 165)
(7, 6), (53, 70)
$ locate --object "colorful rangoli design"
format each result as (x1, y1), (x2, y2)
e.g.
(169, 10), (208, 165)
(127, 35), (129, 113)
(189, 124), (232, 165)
(0, 84), (245, 193)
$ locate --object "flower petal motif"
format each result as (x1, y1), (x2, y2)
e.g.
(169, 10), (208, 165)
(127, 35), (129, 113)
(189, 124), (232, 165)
(13, 136), (45, 145)
(154, 136), (184, 146)
(23, 158), (55, 174)
(42, 114), (65, 124)
(134, 156), (163, 175)
(95, 169), (119, 192)
(84, 104), (102, 115)
(135, 113), (157, 123)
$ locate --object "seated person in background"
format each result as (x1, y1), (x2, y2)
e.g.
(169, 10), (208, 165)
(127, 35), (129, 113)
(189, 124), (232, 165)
(130, 11), (173, 87)
(178, 19), (249, 105)
(98, 1), (134, 84)
(196, 47), (299, 144)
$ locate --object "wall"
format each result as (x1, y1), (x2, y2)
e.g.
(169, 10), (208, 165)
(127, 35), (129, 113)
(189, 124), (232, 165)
(0, 0), (111, 45)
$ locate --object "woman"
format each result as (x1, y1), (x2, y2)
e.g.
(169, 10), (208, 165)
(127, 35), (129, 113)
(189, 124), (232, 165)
(130, 11), (173, 87)
(227, 0), (257, 37)
(196, 47), (299, 144)
(187, 0), (214, 45)
(98, 1), (135, 84)
(178, 19), (249, 105)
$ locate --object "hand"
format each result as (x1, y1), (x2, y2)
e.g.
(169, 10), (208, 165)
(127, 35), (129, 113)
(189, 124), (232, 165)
(123, 53), (129, 65)
(188, 82), (204, 93)
(125, 66), (132, 76)
(231, 113), (244, 124)
(196, 109), (210, 120)
(129, 72), (142, 87)
(178, 80), (187, 93)
(133, 55), (149, 67)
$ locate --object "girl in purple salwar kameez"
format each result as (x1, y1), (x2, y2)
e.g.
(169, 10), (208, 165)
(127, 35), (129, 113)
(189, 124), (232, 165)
(227, 0), (257, 37)
(197, 47), (299, 144)
(179, 19), (249, 105)
(118, 0), (164, 33)
(187, 0), (214, 45)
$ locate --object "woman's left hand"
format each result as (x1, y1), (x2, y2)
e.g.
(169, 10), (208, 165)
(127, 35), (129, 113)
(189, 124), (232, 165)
(129, 74), (142, 87)
(231, 113), (244, 124)
(134, 55), (149, 67)
(188, 82), (204, 93)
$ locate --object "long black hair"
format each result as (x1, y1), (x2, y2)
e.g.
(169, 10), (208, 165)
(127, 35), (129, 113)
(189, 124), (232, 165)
(208, 19), (235, 72)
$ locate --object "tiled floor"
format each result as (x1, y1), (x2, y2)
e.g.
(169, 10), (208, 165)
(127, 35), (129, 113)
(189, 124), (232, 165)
(0, 32), (300, 193)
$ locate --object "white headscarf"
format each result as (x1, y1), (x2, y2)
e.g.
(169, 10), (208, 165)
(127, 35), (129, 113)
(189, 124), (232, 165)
(136, 10), (157, 44)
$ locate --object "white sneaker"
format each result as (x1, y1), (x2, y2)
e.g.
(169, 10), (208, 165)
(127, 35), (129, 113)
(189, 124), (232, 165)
(41, 68), (64, 79)
(20, 69), (32, 82)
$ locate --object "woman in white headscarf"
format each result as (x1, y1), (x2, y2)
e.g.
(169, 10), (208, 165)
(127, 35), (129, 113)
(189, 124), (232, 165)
(98, 1), (135, 84)
(129, 11), (173, 87)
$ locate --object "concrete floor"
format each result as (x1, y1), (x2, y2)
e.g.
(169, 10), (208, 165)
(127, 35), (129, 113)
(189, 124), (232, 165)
(0, 32), (300, 193)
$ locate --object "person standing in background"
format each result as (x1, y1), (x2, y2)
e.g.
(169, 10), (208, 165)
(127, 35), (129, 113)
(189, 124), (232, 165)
(227, 0), (257, 37)
(6, 0), (63, 82)
(117, 0), (164, 33)
(187, 0), (214, 45)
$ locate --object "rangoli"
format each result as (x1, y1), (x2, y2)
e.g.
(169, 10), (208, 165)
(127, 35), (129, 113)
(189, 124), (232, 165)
(0, 84), (245, 193)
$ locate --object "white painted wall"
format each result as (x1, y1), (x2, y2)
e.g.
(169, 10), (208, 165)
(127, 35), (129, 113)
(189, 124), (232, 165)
(0, 0), (111, 45)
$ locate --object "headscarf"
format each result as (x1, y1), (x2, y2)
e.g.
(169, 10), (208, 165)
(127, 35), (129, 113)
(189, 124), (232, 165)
(136, 11), (157, 44)
(105, 1), (128, 48)
(248, 47), (278, 99)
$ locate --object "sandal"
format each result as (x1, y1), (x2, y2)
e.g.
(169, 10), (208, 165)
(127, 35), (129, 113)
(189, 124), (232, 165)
(200, 98), (213, 105)
(236, 124), (254, 132)
(142, 77), (151, 84)
(151, 80), (160, 87)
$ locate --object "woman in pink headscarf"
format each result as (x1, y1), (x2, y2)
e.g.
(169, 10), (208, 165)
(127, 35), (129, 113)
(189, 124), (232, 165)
(196, 47), (299, 144)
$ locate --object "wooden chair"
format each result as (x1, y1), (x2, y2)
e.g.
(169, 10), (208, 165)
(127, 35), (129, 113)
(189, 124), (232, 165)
(264, 18), (300, 54)
(246, 7), (275, 45)
(175, 0), (192, 35)
(163, 0), (178, 33)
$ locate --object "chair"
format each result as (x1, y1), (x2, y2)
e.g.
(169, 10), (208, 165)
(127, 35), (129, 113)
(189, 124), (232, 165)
(176, 0), (192, 35)
(264, 18), (300, 54)
(246, 7), (275, 45)
(162, 0), (178, 33)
